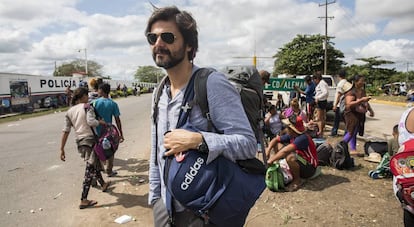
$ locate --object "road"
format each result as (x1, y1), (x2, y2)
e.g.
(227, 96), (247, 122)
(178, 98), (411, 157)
(327, 100), (408, 141)
(0, 94), (152, 227)
(363, 100), (408, 140)
(0, 94), (409, 226)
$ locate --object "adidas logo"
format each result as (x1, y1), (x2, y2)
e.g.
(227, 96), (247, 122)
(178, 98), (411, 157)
(181, 157), (204, 190)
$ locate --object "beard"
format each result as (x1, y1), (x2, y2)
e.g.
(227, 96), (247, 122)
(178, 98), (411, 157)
(152, 46), (186, 69)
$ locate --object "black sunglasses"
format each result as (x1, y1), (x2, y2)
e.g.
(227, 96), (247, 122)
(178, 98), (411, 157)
(146, 32), (176, 45)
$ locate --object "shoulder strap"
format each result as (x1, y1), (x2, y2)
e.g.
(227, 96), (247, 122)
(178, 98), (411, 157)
(83, 104), (99, 142)
(152, 75), (168, 166)
(153, 75), (168, 124)
(193, 68), (217, 132)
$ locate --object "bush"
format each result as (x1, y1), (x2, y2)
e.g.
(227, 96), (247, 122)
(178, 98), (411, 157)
(110, 91), (118, 98)
(141, 87), (149, 93)
(366, 85), (382, 96)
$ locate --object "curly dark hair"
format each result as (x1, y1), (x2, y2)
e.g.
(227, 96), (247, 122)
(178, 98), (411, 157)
(145, 6), (198, 61)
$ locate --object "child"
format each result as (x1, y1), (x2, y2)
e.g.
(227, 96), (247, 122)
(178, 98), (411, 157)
(388, 124), (399, 157)
(59, 87), (111, 209)
(368, 124), (399, 179)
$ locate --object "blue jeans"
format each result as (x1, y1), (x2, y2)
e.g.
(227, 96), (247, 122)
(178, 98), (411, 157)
(331, 109), (342, 136)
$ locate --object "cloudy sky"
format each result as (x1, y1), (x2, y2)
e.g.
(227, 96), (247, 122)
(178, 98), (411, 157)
(1, 0), (414, 80)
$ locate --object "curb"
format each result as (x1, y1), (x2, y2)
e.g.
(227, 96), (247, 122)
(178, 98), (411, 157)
(370, 99), (409, 107)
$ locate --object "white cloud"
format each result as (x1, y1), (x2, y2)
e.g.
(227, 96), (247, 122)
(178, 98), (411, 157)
(352, 39), (414, 70)
(355, 0), (414, 35)
(384, 16), (414, 35)
(355, 0), (414, 19)
(0, 0), (413, 78)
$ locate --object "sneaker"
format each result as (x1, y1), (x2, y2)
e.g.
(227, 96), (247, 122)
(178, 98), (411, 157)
(107, 171), (118, 177)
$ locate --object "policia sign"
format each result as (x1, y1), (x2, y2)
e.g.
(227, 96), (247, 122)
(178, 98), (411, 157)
(264, 78), (306, 91)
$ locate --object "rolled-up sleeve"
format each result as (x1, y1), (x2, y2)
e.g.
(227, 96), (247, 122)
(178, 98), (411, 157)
(62, 114), (72, 132)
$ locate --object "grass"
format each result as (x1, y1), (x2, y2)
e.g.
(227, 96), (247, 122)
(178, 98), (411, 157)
(371, 95), (407, 103)
(0, 107), (69, 125)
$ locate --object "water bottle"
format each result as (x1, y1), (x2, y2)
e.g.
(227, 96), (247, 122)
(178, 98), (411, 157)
(257, 143), (262, 153)
(102, 137), (111, 150)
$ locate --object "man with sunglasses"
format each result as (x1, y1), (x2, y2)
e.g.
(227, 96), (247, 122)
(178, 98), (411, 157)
(146, 6), (257, 227)
(266, 115), (319, 192)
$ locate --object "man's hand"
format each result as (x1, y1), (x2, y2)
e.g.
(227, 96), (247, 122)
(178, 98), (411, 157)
(163, 129), (202, 157)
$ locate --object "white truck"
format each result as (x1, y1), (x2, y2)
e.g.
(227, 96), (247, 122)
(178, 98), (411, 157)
(0, 72), (134, 114)
(321, 75), (337, 110)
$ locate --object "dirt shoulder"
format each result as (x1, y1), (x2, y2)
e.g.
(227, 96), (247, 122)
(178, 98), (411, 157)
(72, 136), (403, 227)
(67, 101), (405, 226)
(246, 135), (402, 226)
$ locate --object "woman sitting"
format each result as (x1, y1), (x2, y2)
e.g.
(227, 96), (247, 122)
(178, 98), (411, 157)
(282, 98), (308, 122)
(282, 97), (320, 137)
(264, 105), (283, 140)
(266, 115), (319, 191)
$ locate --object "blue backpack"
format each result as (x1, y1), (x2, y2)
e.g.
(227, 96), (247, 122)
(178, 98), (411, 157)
(155, 68), (266, 226)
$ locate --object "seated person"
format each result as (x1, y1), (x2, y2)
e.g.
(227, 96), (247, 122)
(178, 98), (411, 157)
(388, 124), (399, 157)
(275, 93), (287, 111)
(264, 105), (283, 140)
(282, 98), (308, 123)
(266, 115), (319, 191)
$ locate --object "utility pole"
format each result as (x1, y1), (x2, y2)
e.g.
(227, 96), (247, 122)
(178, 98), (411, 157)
(407, 62), (410, 82)
(319, 0), (335, 75)
(78, 48), (88, 76)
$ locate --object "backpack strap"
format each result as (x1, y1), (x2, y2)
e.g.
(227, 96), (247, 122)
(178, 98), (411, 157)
(83, 103), (99, 142)
(153, 75), (168, 125)
(152, 75), (168, 166)
(193, 68), (219, 132)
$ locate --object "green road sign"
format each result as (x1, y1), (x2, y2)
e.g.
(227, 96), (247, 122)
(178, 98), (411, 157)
(264, 78), (306, 91)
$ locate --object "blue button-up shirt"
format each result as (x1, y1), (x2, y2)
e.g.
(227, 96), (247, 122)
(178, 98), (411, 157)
(148, 66), (256, 211)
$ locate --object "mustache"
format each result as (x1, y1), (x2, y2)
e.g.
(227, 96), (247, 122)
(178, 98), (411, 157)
(154, 47), (171, 55)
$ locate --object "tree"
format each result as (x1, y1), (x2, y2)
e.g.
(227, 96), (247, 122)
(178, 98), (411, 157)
(344, 56), (396, 85)
(53, 60), (103, 77)
(273, 34), (345, 75)
(134, 66), (166, 83)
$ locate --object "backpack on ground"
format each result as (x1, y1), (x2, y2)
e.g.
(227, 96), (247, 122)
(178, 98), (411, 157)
(364, 140), (388, 156)
(390, 139), (414, 214)
(265, 163), (285, 192)
(330, 140), (354, 170)
(368, 152), (392, 179)
(93, 124), (120, 161)
(317, 142), (333, 166)
(153, 67), (266, 226)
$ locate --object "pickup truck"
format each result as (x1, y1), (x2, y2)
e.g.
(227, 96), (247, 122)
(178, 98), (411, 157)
(321, 75), (337, 110)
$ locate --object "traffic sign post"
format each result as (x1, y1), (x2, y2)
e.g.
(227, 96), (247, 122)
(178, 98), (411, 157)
(264, 78), (306, 91)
